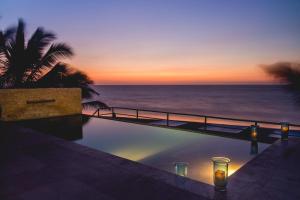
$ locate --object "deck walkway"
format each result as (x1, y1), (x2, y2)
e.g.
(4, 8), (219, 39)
(1, 118), (300, 200)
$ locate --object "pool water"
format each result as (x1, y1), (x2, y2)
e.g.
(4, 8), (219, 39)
(75, 117), (270, 185)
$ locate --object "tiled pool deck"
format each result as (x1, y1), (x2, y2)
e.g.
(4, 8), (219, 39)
(1, 121), (300, 200)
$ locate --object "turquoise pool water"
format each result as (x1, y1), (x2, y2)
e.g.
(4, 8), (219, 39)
(75, 117), (270, 185)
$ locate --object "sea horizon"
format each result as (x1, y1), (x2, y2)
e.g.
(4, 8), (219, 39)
(93, 83), (284, 86)
(91, 85), (300, 124)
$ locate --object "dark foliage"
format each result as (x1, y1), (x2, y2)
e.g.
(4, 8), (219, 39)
(263, 62), (300, 103)
(0, 19), (100, 100)
(82, 100), (110, 110)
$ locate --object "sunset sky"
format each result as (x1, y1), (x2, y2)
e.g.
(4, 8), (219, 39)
(1, 0), (300, 84)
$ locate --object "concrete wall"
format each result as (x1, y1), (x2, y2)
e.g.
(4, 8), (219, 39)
(0, 88), (82, 121)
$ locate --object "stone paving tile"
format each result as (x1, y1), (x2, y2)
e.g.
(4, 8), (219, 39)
(0, 166), (65, 197)
(226, 139), (300, 200)
(0, 154), (45, 178)
(17, 178), (115, 200)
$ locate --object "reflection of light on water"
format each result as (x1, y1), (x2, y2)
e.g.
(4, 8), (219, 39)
(191, 161), (242, 185)
(228, 164), (240, 176)
(112, 147), (243, 185)
(112, 147), (163, 161)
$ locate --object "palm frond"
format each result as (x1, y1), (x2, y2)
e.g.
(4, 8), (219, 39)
(0, 26), (17, 48)
(15, 19), (25, 53)
(263, 62), (300, 90)
(44, 64), (99, 98)
(263, 62), (300, 105)
(0, 26), (16, 56)
(26, 43), (73, 82)
(4, 26), (17, 41)
(27, 28), (56, 53)
(41, 43), (73, 67)
(80, 85), (99, 99)
(26, 28), (56, 70)
(62, 70), (99, 99)
(0, 31), (6, 70)
(0, 31), (4, 49)
(34, 63), (69, 87)
(35, 63), (98, 99)
(82, 100), (110, 110)
(0, 20), (27, 88)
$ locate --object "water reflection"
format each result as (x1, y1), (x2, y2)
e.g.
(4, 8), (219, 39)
(250, 141), (258, 155)
(18, 115), (85, 141)
(17, 115), (272, 184)
(77, 117), (270, 185)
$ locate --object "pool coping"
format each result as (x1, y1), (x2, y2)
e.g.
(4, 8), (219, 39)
(2, 117), (300, 199)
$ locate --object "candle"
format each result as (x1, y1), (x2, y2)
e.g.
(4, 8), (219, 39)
(251, 130), (257, 139)
(174, 162), (188, 177)
(212, 157), (230, 191)
(214, 170), (226, 187)
(281, 122), (289, 140)
(282, 126), (289, 132)
(251, 125), (257, 141)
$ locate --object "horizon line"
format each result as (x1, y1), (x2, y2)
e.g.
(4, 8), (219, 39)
(93, 83), (285, 86)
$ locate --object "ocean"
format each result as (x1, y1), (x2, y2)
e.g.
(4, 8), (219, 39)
(91, 85), (300, 124)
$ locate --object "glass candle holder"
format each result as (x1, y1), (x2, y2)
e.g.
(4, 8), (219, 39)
(281, 122), (289, 141)
(212, 157), (230, 191)
(250, 125), (258, 141)
(174, 162), (188, 177)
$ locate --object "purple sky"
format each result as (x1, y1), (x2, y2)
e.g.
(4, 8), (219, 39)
(1, 0), (300, 84)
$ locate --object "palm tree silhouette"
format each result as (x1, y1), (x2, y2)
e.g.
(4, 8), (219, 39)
(0, 19), (108, 109)
(263, 62), (300, 104)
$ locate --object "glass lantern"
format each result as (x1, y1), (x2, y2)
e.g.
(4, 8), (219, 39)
(250, 125), (258, 141)
(212, 157), (230, 191)
(281, 122), (289, 141)
(174, 162), (188, 177)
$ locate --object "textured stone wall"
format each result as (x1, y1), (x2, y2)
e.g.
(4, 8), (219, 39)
(0, 88), (82, 121)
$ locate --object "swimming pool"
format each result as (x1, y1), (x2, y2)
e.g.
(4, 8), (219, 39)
(75, 117), (270, 185)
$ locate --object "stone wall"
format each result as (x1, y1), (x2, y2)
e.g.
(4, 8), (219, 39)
(0, 88), (82, 121)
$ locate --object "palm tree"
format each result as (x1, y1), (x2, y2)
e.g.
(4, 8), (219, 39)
(263, 62), (300, 89)
(0, 19), (108, 109)
(263, 62), (300, 103)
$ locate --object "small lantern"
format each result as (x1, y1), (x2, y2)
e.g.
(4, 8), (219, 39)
(281, 122), (289, 140)
(250, 125), (258, 141)
(212, 157), (230, 191)
(250, 141), (258, 155)
(174, 162), (188, 177)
